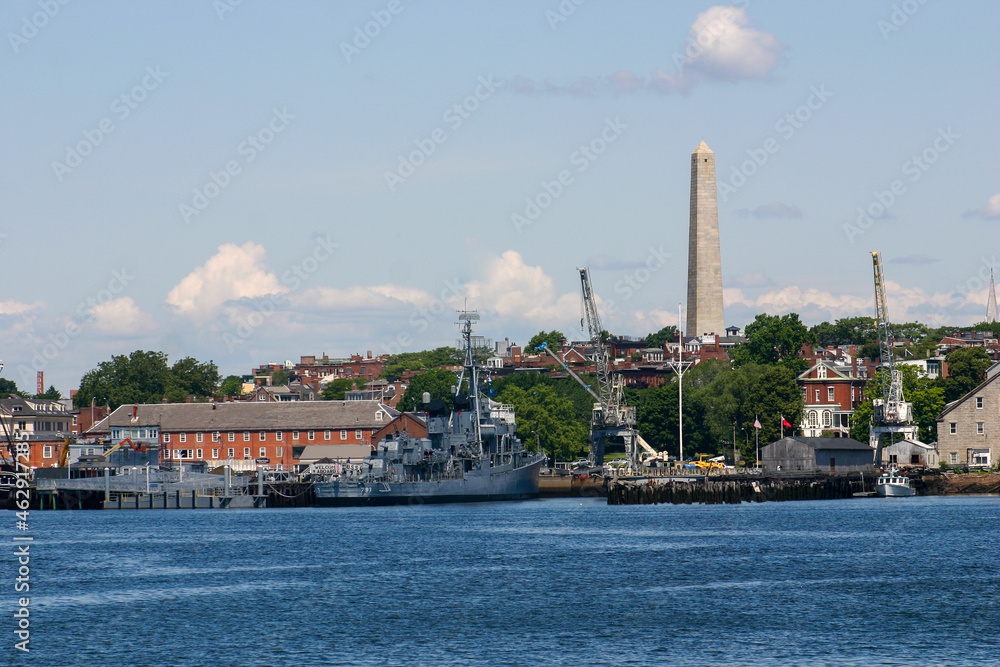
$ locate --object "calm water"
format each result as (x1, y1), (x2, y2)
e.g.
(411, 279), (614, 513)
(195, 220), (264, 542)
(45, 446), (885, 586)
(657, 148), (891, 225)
(3, 496), (998, 666)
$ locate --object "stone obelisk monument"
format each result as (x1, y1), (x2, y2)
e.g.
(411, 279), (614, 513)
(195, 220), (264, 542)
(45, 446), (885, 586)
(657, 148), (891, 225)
(685, 141), (725, 336)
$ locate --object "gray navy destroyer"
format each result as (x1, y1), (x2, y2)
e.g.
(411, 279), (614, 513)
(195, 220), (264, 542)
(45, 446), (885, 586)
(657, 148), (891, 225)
(312, 312), (545, 506)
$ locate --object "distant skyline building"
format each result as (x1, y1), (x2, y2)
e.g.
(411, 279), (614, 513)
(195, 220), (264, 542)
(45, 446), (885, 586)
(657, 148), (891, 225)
(988, 269), (998, 323)
(685, 141), (725, 336)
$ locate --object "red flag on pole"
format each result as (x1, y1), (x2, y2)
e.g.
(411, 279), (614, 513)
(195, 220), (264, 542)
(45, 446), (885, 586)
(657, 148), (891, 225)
(753, 418), (762, 429)
(781, 416), (792, 428)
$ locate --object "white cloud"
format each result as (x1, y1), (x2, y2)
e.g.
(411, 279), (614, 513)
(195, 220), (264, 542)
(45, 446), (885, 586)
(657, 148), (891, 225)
(464, 250), (579, 324)
(291, 284), (436, 311)
(90, 297), (155, 335)
(514, 5), (784, 96)
(962, 193), (1000, 219)
(166, 242), (286, 320)
(0, 300), (43, 316)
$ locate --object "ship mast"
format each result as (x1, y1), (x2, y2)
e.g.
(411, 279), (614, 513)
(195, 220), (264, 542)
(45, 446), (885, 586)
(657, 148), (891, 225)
(457, 311), (483, 455)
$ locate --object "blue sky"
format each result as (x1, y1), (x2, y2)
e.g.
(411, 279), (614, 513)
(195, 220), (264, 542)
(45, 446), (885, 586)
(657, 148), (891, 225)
(1, 0), (998, 394)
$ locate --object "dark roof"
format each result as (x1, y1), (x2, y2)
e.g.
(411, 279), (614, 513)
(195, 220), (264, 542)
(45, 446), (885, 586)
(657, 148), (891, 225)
(770, 436), (872, 451)
(90, 401), (398, 433)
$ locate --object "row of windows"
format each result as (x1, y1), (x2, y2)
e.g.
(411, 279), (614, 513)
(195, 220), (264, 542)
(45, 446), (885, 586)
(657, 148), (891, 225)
(949, 450), (992, 466)
(163, 429), (363, 443)
(802, 386), (859, 404)
(948, 422), (986, 435)
(166, 447), (284, 460)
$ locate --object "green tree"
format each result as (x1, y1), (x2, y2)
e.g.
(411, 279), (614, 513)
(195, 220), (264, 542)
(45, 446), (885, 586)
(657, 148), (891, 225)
(497, 384), (588, 461)
(526, 331), (566, 352)
(645, 326), (679, 348)
(76, 350), (172, 409)
(397, 368), (461, 412)
(321, 378), (356, 400)
(809, 316), (877, 346)
(35, 385), (62, 400)
(218, 375), (245, 397)
(730, 313), (810, 373)
(271, 368), (290, 386)
(381, 347), (465, 380)
(167, 357), (221, 402)
(0, 378), (26, 397)
(942, 347), (991, 402)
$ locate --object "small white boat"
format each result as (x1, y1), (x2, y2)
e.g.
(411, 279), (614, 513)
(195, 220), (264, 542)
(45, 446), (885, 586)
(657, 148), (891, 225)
(876, 467), (915, 497)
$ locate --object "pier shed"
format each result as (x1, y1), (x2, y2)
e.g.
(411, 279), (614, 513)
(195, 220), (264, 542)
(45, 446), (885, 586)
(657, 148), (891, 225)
(881, 439), (939, 468)
(762, 436), (874, 475)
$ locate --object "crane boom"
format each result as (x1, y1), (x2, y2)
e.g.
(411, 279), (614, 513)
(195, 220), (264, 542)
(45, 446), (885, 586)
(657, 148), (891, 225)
(871, 251), (904, 422)
(578, 267), (616, 420)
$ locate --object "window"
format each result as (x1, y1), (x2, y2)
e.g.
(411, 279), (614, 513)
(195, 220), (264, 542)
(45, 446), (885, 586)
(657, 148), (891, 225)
(212, 432), (220, 442)
(817, 366), (827, 379)
(276, 446), (283, 458)
(814, 389), (820, 402)
(341, 429), (348, 440)
(972, 449), (990, 466)
(324, 430), (331, 441)
(196, 432), (204, 443)
(228, 447), (235, 458)
(243, 447), (251, 458)
(228, 432), (235, 441)
(822, 411), (832, 427)
(950, 452), (958, 464)
(888, 454), (898, 464)
(292, 431), (299, 440)
(212, 448), (219, 459)
(308, 430), (315, 441)
(950, 423), (957, 435)
(72, 416), (78, 426)
(244, 432), (251, 442)
(827, 387), (835, 402)
(276, 431), (283, 441)
(355, 429), (362, 440)
(165, 449), (171, 459)
(259, 431), (266, 441)
(910, 454), (920, 464)
(196, 448), (203, 459)
(163, 433), (171, 443)
(808, 411), (818, 427)
(976, 397), (983, 409)
(179, 433), (187, 443)
(977, 422), (985, 435)
(375, 411), (383, 421)
(43, 446), (52, 458)
(260, 447), (267, 458)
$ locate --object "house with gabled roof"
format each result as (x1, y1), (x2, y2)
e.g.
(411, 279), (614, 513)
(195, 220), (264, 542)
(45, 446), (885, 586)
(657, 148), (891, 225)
(796, 360), (867, 438)
(937, 363), (1000, 469)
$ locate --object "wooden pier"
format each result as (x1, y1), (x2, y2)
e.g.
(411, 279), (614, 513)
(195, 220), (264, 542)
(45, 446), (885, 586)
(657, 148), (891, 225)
(607, 474), (873, 505)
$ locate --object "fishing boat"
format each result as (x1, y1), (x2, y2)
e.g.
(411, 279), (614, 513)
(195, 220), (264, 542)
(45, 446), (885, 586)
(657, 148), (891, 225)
(875, 467), (915, 497)
(312, 312), (545, 506)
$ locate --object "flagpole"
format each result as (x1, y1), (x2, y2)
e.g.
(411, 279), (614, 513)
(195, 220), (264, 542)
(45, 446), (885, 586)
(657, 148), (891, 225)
(755, 417), (759, 470)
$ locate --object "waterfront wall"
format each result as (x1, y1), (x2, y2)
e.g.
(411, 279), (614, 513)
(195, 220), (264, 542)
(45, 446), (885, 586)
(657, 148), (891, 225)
(607, 475), (869, 505)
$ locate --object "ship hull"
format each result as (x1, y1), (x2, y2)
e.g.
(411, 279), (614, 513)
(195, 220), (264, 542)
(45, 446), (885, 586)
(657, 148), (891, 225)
(314, 458), (543, 507)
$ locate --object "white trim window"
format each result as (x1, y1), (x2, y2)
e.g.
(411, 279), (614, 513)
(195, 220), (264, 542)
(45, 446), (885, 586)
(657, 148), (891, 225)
(179, 433), (187, 443)
(196, 448), (203, 459)
(212, 448), (219, 459)
(340, 429), (348, 440)
(43, 445), (53, 458)
(976, 397), (983, 409)
(977, 422), (985, 435)
(950, 423), (957, 435)
(196, 432), (204, 443)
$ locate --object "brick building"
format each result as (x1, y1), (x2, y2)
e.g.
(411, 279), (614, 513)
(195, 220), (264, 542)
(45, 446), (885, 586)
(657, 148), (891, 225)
(797, 360), (868, 438)
(0, 396), (73, 468)
(88, 400), (397, 471)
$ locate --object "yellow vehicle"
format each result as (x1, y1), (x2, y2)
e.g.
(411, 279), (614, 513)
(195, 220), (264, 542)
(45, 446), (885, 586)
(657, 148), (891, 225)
(692, 454), (726, 470)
